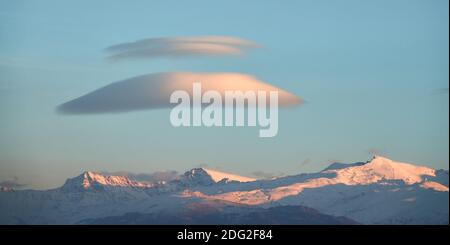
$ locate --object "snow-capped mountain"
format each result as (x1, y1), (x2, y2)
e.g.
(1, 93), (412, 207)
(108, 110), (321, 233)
(182, 168), (256, 184)
(184, 156), (448, 224)
(0, 156), (448, 224)
(61, 171), (153, 191)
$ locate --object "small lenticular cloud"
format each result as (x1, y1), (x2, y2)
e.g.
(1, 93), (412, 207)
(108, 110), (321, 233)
(105, 36), (260, 61)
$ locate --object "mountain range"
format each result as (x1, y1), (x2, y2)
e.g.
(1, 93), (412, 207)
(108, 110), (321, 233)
(0, 156), (448, 224)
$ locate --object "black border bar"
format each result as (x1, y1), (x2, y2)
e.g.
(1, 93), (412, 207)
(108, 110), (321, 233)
(0, 225), (448, 243)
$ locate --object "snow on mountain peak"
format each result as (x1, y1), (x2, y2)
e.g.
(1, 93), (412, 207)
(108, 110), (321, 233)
(202, 168), (256, 182)
(201, 156), (447, 206)
(329, 156), (436, 185)
(62, 171), (151, 190)
(183, 168), (255, 184)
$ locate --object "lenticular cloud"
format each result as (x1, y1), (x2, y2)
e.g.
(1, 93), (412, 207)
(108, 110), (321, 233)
(57, 72), (302, 114)
(105, 36), (260, 61)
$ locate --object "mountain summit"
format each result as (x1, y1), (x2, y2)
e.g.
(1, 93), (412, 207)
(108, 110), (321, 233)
(62, 171), (152, 190)
(326, 155), (438, 185)
(182, 168), (255, 185)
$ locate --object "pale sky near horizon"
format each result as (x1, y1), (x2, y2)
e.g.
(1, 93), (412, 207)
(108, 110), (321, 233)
(0, 0), (448, 189)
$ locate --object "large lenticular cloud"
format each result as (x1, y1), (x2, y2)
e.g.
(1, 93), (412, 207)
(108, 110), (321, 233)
(57, 72), (303, 114)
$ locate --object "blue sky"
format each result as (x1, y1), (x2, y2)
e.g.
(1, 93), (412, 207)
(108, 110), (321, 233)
(0, 0), (448, 189)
